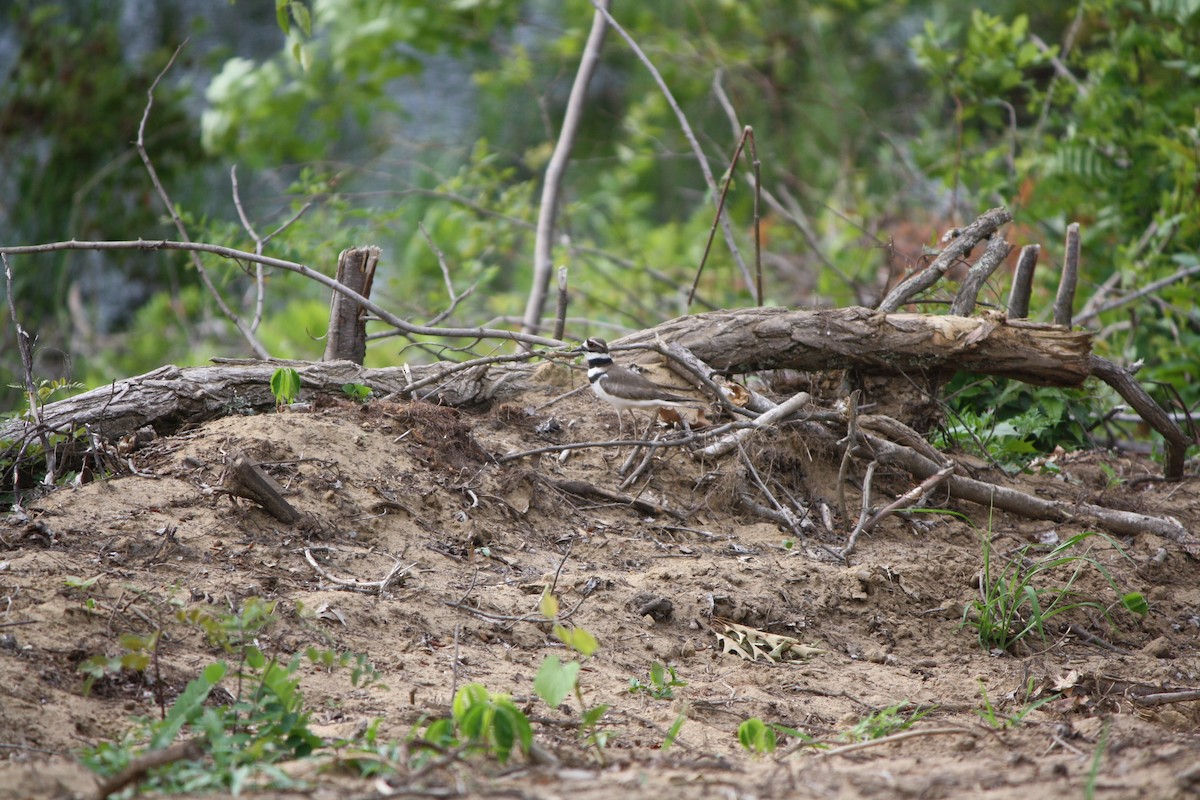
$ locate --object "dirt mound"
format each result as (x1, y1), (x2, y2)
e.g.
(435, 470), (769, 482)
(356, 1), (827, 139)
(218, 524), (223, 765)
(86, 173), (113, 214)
(2, 383), (1198, 799)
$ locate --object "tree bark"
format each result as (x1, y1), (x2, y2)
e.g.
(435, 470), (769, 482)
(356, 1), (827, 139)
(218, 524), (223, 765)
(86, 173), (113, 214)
(323, 246), (379, 364)
(618, 306), (1094, 387)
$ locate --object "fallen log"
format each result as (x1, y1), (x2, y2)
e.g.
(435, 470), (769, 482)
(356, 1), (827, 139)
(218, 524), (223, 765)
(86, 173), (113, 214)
(620, 306), (1093, 387)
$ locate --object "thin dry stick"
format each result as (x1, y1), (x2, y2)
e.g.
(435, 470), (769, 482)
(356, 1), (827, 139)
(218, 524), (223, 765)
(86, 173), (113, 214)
(839, 464), (954, 560)
(418, 222), (477, 327)
(521, 0), (610, 340)
(813, 727), (970, 758)
(591, 1), (751, 291)
(1075, 261), (1200, 326)
(303, 548), (412, 594)
(747, 128), (763, 305)
(229, 165), (268, 332)
(3, 253), (55, 487)
(1054, 222), (1081, 326)
(835, 389), (862, 524)
(553, 265), (569, 342)
(0, 239), (566, 349)
(739, 443), (804, 539)
(688, 125), (759, 306)
(838, 460), (878, 558)
(136, 42), (268, 358)
(1007, 244), (1040, 319)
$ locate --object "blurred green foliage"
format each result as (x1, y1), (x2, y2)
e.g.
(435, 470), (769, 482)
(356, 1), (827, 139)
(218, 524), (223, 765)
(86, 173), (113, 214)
(2, 0), (1197, 460)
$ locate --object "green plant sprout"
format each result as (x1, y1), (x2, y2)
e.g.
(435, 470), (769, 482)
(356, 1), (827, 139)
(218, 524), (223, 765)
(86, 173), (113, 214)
(628, 661), (687, 700)
(533, 590), (610, 757)
(270, 367), (301, 406)
(81, 599), (386, 793)
(963, 530), (1148, 653)
(841, 702), (935, 742)
(975, 678), (1060, 729)
(341, 382), (372, 402)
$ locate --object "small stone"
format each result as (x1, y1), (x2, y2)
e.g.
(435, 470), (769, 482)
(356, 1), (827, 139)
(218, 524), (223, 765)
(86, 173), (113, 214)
(1143, 636), (1171, 658)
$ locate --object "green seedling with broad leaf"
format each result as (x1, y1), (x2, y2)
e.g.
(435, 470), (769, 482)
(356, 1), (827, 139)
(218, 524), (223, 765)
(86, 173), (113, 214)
(533, 590), (610, 757)
(341, 382), (372, 402)
(737, 718), (776, 755)
(270, 367), (302, 406)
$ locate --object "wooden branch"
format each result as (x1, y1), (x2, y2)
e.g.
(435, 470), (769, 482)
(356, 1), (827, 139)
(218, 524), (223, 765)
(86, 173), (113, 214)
(323, 246), (379, 364)
(856, 429), (1195, 549)
(950, 234), (1012, 316)
(1007, 244), (1040, 319)
(620, 306), (1094, 387)
(224, 454), (300, 523)
(135, 43), (269, 359)
(878, 207), (1012, 311)
(0, 239), (564, 349)
(521, 0), (609, 339)
(1054, 222), (1082, 326)
(1090, 355), (1191, 481)
(0, 359), (533, 444)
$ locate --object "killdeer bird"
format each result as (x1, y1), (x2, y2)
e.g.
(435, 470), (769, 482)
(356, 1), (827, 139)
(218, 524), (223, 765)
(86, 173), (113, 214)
(580, 337), (699, 437)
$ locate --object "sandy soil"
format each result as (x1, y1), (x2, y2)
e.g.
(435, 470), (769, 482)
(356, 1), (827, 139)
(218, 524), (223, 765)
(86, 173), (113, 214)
(2, 372), (1198, 799)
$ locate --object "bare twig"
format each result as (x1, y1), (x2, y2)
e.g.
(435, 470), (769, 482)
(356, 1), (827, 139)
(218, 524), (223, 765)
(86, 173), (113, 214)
(878, 207), (1012, 312)
(591, 1), (752, 292)
(304, 548), (412, 594)
(1089, 355), (1190, 481)
(739, 443), (804, 538)
(1054, 222), (1081, 326)
(229, 165), (268, 332)
(836, 390), (862, 524)
(815, 727), (971, 758)
(0, 239), (565, 349)
(95, 737), (205, 800)
(700, 391), (812, 458)
(418, 222), (477, 327)
(3, 253), (54, 488)
(1075, 261), (1200, 326)
(135, 42), (269, 358)
(840, 464), (954, 560)
(950, 233), (1013, 317)
(838, 460), (878, 559)
(689, 126), (762, 306)
(521, 0), (609, 339)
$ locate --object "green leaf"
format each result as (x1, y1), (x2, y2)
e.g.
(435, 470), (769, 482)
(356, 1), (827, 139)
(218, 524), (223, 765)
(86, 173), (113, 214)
(737, 718), (775, 754)
(539, 591), (559, 619)
(270, 367), (301, 405)
(1121, 592), (1149, 616)
(554, 624), (599, 657)
(534, 656), (579, 708)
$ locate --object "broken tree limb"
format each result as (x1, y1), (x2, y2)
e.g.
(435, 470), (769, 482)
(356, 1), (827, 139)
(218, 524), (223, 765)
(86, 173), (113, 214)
(1054, 222), (1082, 326)
(1006, 244), (1040, 319)
(699, 391), (812, 458)
(950, 234), (1013, 317)
(224, 454), (300, 524)
(0, 359), (537, 444)
(1090, 355), (1191, 481)
(323, 246), (379, 364)
(620, 306), (1094, 387)
(853, 428), (1195, 550)
(878, 206), (1013, 312)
